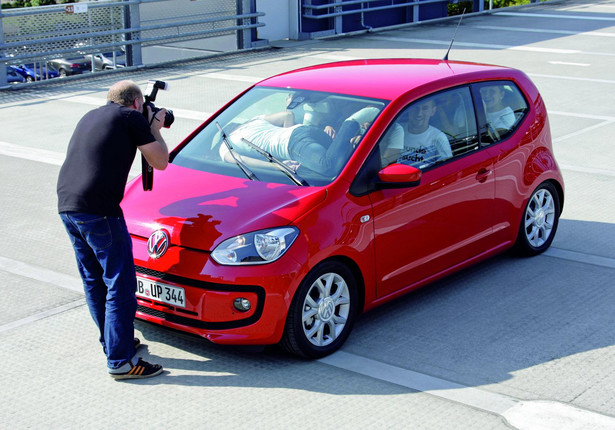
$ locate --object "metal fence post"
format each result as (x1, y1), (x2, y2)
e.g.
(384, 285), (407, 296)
(334, 3), (343, 35)
(237, 0), (247, 49)
(237, 0), (258, 49)
(0, 8), (7, 87)
(125, 0), (143, 67)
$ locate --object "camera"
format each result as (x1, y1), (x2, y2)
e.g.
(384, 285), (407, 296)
(141, 80), (174, 192)
(143, 80), (174, 128)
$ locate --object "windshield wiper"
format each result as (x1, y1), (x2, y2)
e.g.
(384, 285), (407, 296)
(215, 122), (258, 181)
(241, 138), (308, 186)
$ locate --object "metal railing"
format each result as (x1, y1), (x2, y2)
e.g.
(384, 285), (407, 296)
(0, 0), (265, 87)
(302, 0), (451, 18)
(298, 0), (457, 38)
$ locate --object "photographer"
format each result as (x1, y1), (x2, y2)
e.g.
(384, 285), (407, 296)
(57, 80), (168, 380)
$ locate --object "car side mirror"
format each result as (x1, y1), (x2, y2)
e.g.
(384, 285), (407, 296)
(377, 163), (422, 188)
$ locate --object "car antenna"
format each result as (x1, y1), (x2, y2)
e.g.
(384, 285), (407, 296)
(443, 8), (466, 61)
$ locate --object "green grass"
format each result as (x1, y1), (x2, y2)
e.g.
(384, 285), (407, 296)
(449, 0), (547, 16)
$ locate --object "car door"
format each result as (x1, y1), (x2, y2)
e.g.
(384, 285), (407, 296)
(471, 80), (533, 245)
(366, 87), (498, 298)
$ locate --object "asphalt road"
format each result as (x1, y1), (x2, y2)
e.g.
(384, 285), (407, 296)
(1, 1), (614, 428)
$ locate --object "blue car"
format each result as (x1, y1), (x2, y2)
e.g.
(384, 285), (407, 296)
(10, 64), (59, 82)
(7, 67), (26, 84)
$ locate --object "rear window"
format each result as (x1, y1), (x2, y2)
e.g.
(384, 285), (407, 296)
(474, 80), (529, 144)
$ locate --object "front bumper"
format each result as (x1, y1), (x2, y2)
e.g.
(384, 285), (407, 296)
(132, 236), (302, 345)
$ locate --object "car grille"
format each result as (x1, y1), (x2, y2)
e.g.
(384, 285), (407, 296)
(134, 265), (267, 330)
(137, 305), (167, 319)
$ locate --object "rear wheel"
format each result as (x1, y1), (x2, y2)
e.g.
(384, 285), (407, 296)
(281, 261), (358, 358)
(515, 182), (560, 256)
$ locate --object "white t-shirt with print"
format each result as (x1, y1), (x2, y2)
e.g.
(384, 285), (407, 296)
(486, 106), (515, 131)
(384, 124), (452, 168)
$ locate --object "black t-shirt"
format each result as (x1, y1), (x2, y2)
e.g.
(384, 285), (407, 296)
(57, 101), (155, 217)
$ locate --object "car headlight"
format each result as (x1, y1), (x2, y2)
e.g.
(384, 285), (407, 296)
(211, 227), (299, 265)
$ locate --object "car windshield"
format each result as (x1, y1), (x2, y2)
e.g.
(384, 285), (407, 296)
(172, 86), (388, 186)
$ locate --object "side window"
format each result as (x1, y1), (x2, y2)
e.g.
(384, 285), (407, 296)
(474, 81), (528, 144)
(378, 87), (478, 170)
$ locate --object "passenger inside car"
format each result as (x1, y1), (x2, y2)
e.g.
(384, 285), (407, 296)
(380, 97), (452, 169)
(432, 90), (468, 138)
(480, 84), (516, 135)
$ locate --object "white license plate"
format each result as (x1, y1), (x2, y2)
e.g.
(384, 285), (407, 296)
(136, 276), (186, 308)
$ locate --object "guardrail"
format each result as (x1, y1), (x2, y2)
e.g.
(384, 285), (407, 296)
(298, 0), (463, 39)
(0, 0), (266, 87)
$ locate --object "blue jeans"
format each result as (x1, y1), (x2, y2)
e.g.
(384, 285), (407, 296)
(289, 120), (360, 176)
(60, 212), (137, 369)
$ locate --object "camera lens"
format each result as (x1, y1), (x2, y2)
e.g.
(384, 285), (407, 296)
(163, 109), (174, 128)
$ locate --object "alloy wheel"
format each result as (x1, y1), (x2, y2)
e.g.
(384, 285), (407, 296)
(301, 272), (351, 347)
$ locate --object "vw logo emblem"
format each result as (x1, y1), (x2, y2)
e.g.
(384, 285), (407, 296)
(147, 230), (169, 259)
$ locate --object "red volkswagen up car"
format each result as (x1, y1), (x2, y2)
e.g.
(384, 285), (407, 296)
(123, 59), (564, 358)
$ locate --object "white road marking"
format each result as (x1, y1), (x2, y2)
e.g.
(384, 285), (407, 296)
(529, 73), (615, 85)
(469, 25), (615, 38)
(0, 141), (65, 166)
(311, 53), (361, 62)
(57, 95), (210, 120)
(363, 36), (615, 57)
(0, 299), (86, 334)
(494, 12), (615, 22)
(558, 164), (615, 178)
(0, 256), (83, 293)
(196, 72), (262, 83)
(548, 61), (591, 67)
(543, 248), (615, 269)
(552, 119), (615, 145)
(319, 351), (615, 430)
(319, 351), (516, 413)
(549, 111), (615, 122)
(504, 400), (615, 430)
(0, 255), (86, 333)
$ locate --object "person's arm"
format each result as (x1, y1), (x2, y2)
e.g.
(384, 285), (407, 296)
(139, 107), (169, 170)
(380, 123), (404, 167)
(262, 111), (295, 128)
(435, 131), (453, 159)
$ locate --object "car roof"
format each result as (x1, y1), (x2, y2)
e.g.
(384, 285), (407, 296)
(257, 58), (520, 100)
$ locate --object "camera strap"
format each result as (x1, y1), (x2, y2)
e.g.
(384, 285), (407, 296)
(141, 154), (153, 191)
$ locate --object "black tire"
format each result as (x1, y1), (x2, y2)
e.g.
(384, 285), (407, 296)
(514, 181), (561, 256)
(59, 69), (67, 78)
(281, 261), (358, 359)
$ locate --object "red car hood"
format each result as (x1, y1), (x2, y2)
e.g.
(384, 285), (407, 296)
(123, 164), (327, 251)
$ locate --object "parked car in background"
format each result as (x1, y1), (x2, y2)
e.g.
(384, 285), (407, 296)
(48, 57), (91, 77)
(84, 52), (126, 70)
(123, 59), (564, 359)
(10, 64), (59, 82)
(7, 66), (26, 84)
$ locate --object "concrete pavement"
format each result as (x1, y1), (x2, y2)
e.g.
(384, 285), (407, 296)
(1, 1), (615, 428)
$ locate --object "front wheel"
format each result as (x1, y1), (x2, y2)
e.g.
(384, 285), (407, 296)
(514, 182), (561, 256)
(281, 261), (358, 359)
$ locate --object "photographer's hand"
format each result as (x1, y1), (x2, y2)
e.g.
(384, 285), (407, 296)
(147, 105), (167, 131)
(140, 105), (169, 170)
